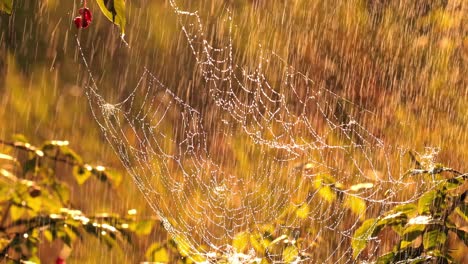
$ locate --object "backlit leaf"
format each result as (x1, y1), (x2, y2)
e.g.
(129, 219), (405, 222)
(295, 204), (309, 219)
(95, 0), (126, 35)
(344, 195), (366, 220)
(10, 204), (27, 221)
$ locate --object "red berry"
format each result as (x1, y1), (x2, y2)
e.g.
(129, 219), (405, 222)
(74, 7), (92, 29)
(74, 16), (83, 28)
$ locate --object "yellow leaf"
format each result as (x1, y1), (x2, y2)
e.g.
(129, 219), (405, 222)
(295, 204), (310, 219)
(95, 0), (126, 35)
(232, 232), (249, 252)
(282, 246), (299, 263)
(344, 196), (366, 220)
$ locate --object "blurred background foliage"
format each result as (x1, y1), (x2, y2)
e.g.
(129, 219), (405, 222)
(0, 0), (467, 263)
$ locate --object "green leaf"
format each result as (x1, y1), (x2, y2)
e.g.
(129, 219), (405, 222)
(445, 177), (463, 190)
(376, 252), (395, 264)
(73, 165), (92, 185)
(418, 190), (437, 214)
(0, 0), (13, 14)
(232, 232), (250, 252)
(402, 224), (425, 247)
(378, 211), (407, 227)
(392, 204), (418, 216)
(282, 245), (299, 263)
(423, 230), (447, 250)
(95, 0), (126, 35)
(352, 218), (379, 258)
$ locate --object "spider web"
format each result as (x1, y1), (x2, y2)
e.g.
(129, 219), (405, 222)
(80, 1), (441, 262)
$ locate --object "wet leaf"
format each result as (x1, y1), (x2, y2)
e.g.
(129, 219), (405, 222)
(392, 204), (418, 216)
(418, 190), (437, 214)
(352, 218), (379, 258)
(423, 230), (446, 250)
(378, 211), (407, 227)
(402, 224), (425, 244)
(95, 0), (126, 34)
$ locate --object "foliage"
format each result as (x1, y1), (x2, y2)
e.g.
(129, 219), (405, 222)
(352, 167), (467, 263)
(1, 0), (125, 35)
(0, 0), (466, 262)
(95, 0), (126, 35)
(144, 169), (371, 263)
(0, 135), (154, 263)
